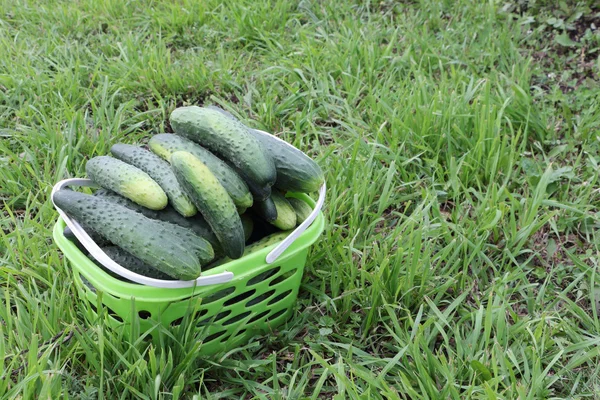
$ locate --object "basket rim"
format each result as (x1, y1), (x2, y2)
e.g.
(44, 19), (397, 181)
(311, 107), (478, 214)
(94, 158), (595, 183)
(54, 192), (325, 301)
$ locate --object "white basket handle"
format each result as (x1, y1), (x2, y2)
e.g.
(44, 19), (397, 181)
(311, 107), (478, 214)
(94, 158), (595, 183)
(266, 183), (326, 263)
(51, 178), (234, 289)
(250, 129), (327, 263)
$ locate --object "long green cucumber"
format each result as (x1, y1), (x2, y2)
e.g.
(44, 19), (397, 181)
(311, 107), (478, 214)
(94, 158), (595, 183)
(170, 106), (276, 199)
(249, 130), (324, 193)
(252, 191), (296, 230)
(148, 134), (253, 210)
(86, 156), (168, 210)
(287, 197), (313, 224)
(171, 151), (245, 259)
(270, 190), (297, 230)
(252, 197), (278, 223)
(97, 246), (174, 280)
(110, 144), (196, 217)
(94, 189), (219, 250)
(54, 190), (213, 280)
(208, 105), (324, 192)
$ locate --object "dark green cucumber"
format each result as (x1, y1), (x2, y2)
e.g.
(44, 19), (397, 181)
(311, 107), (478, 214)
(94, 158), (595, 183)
(240, 214), (254, 242)
(208, 105), (324, 192)
(287, 197), (313, 224)
(171, 151), (245, 259)
(252, 192), (296, 230)
(148, 134), (253, 210)
(95, 189), (220, 251)
(64, 225), (110, 248)
(86, 156), (168, 210)
(98, 246), (174, 280)
(270, 190), (297, 230)
(53, 190), (213, 280)
(93, 189), (158, 218)
(155, 205), (221, 253)
(247, 212), (278, 243)
(252, 197), (278, 223)
(249, 130), (324, 193)
(210, 232), (290, 267)
(110, 144), (196, 217)
(170, 106), (276, 199)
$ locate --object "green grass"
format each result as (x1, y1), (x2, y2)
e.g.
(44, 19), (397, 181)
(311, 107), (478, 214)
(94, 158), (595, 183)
(1, 0), (600, 398)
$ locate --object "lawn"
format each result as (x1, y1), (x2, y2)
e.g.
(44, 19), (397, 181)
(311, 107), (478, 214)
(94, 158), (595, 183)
(1, 0), (600, 398)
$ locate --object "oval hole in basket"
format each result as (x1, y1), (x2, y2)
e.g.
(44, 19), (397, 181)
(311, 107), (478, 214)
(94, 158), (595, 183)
(138, 310), (151, 320)
(106, 307), (124, 323)
(197, 310), (231, 327)
(247, 267), (281, 286)
(224, 289), (256, 307)
(204, 330), (227, 343)
(246, 290), (276, 307)
(220, 329), (248, 343)
(267, 290), (293, 306)
(269, 269), (297, 287)
(202, 287), (235, 304)
(87, 301), (98, 314)
(223, 311), (251, 326)
(248, 310), (270, 324)
(265, 309), (287, 322)
(171, 308), (208, 327)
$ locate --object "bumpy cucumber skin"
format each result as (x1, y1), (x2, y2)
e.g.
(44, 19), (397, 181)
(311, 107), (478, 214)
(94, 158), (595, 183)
(110, 144), (196, 217)
(93, 189), (157, 218)
(270, 190), (297, 230)
(155, 206), (222, 254)
(171, 151), (245, 259)
(148, 134), (253, 209)
(94, 189), (220, 251)
(170, 106), (276, 197)
(64, 225), (110, 248)
(253, 196), (278, 223)
(86, 156), (168, 210)
(249, 130), (324, 193)
(208, 105), (323, 193)
(98, 246), (174, 280)
(287, 197), (313, 224)
(54, 190), (213, 280)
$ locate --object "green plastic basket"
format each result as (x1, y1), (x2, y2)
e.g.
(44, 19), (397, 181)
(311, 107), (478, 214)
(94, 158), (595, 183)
(52, 180), (325, 356)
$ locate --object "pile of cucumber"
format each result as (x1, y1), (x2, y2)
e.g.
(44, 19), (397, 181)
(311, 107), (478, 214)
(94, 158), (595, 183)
(55, 106), (323, 281)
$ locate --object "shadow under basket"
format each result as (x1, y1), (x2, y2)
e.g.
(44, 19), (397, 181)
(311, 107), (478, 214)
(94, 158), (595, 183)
(53, 192), (324, 356)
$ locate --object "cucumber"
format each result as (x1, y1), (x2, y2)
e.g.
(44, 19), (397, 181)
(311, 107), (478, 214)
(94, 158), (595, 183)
(246, 212), (279, 243)
(171, 151), (245, 259)
(208, 105), (324, 193)
(64, 225), (110, 248)
(154, 205), (221, 253)
(53, 190), (213, 280)
(170, 106), (276, 199)
(86, 156), (168, 210)
(148, 134), (253, 210)
(252, 197), (278, 223)
(110, 144), (196, 217)
(287, 197), (313, 224)
(240, 214), (254, 242)
(93, 189), (158, 219)
(270, 190), (297, 230)
(249, 130), (324, 193)
(210, 232), (290, 267)
(95, 189), (220, 251)
(97, 246), (174, 280)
